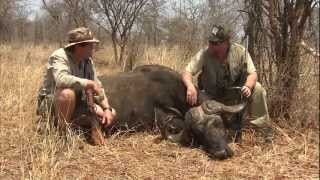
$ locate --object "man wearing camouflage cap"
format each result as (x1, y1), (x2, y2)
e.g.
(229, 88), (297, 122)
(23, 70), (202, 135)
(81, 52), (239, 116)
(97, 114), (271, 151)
(182, 24), (272, 141)
(37, 27), (116, 132)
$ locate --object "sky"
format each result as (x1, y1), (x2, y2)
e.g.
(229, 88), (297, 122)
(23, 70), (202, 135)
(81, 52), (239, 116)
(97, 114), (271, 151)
(27, 0), (43, 20)
(29, 0), (42, 7)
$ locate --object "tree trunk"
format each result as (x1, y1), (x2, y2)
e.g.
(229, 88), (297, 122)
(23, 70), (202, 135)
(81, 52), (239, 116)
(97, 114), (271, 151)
(111, 31), (119, 65)
(245, 0), (314, 120)
(272, 44), (301, 119)
(119, 44), (127, 71)
(269, 0), (312, 119)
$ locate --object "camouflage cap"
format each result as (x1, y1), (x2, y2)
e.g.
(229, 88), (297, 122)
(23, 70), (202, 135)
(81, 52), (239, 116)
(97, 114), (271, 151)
(208, 25), (231, 43)
(65, 27), (100, 48)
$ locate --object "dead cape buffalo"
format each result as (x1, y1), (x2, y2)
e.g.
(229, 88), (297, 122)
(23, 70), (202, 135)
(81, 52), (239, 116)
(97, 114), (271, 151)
(94, 64), (246, 159)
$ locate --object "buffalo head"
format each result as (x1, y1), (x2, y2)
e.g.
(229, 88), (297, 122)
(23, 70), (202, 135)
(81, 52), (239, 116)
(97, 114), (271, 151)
(185, 100), (246, 159)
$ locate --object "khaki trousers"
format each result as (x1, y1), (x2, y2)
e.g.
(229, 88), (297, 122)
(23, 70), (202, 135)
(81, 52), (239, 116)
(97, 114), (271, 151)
(247, 82), (270, 127)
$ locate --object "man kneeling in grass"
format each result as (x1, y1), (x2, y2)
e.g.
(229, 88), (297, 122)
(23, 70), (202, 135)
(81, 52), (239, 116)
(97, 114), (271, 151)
(182, 24), (272, 142)
(36, 27), (116, 142)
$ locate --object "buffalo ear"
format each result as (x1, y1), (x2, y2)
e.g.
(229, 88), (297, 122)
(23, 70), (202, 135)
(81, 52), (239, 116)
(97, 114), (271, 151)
(154, 107), (169, 139)
(221, 113), (234, 128)
(154, 106), (183, 128)
(154, 107), (190, 145)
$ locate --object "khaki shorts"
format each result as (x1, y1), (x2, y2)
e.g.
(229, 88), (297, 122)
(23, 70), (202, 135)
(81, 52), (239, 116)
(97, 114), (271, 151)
(36, 93), (90, 120)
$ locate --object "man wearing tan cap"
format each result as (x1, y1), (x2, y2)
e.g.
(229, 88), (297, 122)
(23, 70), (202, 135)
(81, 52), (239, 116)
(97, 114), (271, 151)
(182, 24), (272, 141)
(37, 27), (116, 132)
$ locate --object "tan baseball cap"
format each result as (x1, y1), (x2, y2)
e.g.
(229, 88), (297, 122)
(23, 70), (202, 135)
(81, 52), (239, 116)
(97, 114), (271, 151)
(64, 27), (100, 48)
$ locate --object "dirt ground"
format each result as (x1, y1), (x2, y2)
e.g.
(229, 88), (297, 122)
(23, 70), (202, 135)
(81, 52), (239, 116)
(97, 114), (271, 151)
(0, 44), (318, 179)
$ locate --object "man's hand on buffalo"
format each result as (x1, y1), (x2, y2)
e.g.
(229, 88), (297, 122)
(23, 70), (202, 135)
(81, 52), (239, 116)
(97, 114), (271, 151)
(187, 84), (198, 106)
(182, 71), (198, 106)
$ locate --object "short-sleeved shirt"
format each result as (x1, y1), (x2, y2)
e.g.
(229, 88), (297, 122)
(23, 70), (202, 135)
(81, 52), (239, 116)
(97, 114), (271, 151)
(38, 48), (105, 102)
(185, 42), (256, 80)
(185, 42), (256, 98)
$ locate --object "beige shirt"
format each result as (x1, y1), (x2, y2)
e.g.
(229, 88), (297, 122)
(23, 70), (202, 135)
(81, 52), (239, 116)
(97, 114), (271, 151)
(185, 42), (256, 80)
(38, 48), (105, 102)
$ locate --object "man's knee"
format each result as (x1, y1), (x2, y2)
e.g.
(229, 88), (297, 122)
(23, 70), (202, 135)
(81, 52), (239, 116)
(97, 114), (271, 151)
(54, 88), (76, 104)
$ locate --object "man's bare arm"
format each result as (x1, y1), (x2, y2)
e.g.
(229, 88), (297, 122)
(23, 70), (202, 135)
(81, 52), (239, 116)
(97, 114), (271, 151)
(182, 71), (198, 105)
(244, 72), (257, 90)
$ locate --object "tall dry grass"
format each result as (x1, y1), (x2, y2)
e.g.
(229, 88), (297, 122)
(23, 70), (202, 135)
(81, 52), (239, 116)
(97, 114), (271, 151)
(0, 44), (319, 179)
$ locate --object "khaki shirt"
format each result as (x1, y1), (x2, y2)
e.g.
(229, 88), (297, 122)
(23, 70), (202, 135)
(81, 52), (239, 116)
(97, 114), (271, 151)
(38, 48), (105, 102)
(185, 42), (256, 81)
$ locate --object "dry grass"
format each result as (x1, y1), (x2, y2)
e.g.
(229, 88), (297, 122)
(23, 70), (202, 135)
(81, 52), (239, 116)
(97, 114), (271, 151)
(0, 44), (319, 179)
